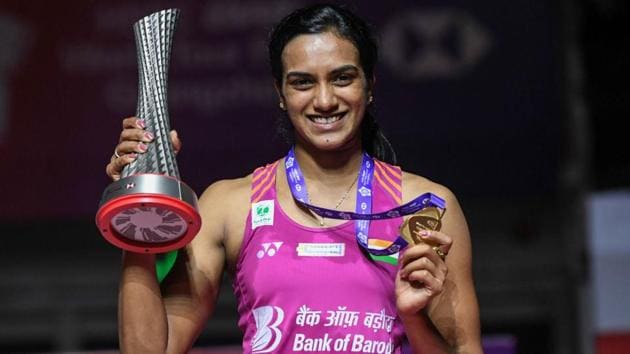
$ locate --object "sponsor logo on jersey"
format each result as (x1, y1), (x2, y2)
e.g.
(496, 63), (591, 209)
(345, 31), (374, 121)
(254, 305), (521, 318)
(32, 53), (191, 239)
(257, 242), (283, 259)
(297, 243), (345, 257)
(252, 200), (274, 229)
(252, 305), (284, 353)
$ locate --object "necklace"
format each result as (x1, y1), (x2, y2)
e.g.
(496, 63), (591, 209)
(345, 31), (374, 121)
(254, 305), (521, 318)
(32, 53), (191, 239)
(285, 147), (443, 256)
(311, 175), (358, 226)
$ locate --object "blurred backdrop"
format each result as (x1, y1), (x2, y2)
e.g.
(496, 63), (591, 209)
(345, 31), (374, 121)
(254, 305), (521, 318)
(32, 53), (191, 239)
(0, 0), (628, 353)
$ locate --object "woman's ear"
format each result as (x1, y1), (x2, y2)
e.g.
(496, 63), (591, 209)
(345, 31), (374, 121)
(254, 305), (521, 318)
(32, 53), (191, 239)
(367, 75), (376, 104)
(274, 81), (286, 111)
(368, 74), (376, 93)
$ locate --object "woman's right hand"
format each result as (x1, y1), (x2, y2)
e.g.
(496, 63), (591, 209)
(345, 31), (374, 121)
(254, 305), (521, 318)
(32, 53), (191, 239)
(105, 116), (182, 181)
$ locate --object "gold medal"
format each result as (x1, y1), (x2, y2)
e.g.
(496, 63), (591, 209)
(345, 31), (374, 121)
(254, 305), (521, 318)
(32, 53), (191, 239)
(400, 207), (445, 245)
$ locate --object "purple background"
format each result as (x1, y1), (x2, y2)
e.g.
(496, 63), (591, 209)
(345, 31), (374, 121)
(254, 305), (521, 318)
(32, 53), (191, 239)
(0, 0), (561, 220)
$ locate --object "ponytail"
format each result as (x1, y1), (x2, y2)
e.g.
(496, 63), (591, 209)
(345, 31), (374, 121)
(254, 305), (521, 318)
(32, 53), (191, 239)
(361, 111), (397, 164)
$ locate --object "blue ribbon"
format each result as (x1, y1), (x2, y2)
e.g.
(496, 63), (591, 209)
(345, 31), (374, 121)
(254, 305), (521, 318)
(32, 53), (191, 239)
(285, 148), (445, 255)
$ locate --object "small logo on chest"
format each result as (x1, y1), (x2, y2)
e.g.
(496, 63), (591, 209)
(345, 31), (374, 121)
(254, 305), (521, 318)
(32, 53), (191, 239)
(296, 243), (346, 257)
(257, 242), (283, 259)
(252, 200), (274, 229)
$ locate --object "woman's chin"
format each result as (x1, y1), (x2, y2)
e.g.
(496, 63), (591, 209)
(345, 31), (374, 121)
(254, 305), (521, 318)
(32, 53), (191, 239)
(299, 134), (361, 153)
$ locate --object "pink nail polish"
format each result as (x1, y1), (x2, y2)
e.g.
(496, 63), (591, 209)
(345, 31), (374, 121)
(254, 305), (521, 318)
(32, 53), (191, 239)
(128, 153), (137, 159)
(420, 230), (430, 237)
(138, 143), (147, 152)
(144, 132), (154, 140)
(137, 119), (146, 128)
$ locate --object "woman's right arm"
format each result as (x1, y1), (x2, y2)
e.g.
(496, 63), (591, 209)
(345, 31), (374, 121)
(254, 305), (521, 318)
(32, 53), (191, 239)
(108, 117), (228, 353)
(117, 189), (228, 353)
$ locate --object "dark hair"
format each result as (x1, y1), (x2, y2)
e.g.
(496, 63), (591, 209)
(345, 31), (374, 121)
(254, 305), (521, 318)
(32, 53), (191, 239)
(268, 3), (396, 163)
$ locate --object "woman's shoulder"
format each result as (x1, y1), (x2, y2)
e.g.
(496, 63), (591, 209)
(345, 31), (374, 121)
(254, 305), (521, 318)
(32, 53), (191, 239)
(401, 170), (457, 204)
(201, 159), (281, 197)
(198, 157), (283, 207)
(400, 171), (467, 233)
(198, 174), (253, 207)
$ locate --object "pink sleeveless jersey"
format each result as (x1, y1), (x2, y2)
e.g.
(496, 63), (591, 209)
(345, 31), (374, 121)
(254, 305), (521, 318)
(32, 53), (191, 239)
(233, 158), (406, 353)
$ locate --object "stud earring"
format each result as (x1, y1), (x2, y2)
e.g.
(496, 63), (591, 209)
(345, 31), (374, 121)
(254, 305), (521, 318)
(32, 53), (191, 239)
(368, 95), (374, 104)
(279, 101), (286, 110)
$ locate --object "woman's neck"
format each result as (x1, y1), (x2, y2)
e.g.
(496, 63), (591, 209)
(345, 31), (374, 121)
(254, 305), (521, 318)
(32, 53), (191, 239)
(293, 141), (363, 187)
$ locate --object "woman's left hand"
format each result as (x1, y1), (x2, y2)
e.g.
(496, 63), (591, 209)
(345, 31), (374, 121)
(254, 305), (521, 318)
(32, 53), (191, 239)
(395, 229), (453, 316)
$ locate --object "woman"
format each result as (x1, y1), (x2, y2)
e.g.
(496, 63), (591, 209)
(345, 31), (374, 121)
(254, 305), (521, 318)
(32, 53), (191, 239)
(108, 4), (482, 353)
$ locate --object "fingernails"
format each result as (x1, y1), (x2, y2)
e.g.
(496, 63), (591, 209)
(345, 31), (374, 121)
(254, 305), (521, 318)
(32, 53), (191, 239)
(420, 230), (430, 237)
(144, 132), (154, 141)
(128, 153), (137, 159)
(137, 119), (146, 129)
(138, 143), (148, 152)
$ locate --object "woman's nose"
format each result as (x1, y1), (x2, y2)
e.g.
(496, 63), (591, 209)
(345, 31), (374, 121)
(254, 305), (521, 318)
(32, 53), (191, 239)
(313, 84), (338, 112)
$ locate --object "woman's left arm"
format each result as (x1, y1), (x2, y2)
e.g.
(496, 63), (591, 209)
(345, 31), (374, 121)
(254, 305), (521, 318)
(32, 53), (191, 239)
(398, 174), (482, 353)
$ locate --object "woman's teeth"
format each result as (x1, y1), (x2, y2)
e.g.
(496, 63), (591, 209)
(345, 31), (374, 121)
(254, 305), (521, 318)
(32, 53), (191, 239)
(312, 114), (343, 124)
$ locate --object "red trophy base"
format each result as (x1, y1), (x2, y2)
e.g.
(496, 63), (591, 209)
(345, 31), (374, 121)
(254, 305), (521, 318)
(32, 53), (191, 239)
(96, 174), (201, 253)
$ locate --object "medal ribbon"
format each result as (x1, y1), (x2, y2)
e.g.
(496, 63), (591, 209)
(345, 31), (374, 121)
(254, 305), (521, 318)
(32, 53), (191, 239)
(285, 147), (445, 256)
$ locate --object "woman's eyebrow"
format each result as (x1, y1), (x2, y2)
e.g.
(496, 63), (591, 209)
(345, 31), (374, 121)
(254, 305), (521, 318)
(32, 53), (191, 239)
(285, 71), (311, 79)
(330, 64), (359, 75)
(286, 65), (359, 79)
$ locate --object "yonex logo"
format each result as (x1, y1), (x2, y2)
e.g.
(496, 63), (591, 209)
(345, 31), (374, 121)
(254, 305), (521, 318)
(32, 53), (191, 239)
(257, 242), (283, 259)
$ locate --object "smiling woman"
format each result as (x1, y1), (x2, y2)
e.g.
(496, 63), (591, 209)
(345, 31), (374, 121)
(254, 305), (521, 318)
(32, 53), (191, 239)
(268, 4), (395, 165)
(107, 4), (482, 354)
(279, 32), (369, 154)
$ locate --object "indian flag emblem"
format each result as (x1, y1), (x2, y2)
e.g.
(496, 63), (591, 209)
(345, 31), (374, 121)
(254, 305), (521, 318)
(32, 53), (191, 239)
(368, 239), (399, 265)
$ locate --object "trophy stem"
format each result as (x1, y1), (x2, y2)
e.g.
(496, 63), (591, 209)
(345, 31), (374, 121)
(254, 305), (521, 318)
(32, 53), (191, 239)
(96, 9), (201, 254)
(124, 8), (180, 179)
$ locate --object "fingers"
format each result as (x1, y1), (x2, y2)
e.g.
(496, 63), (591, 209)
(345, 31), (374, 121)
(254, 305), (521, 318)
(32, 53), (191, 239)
(399, 243), (449, 296)
(400, 244), (449, 280)
(412, 229), (453, 257)
(400, 254), (442, 279)
(170, 130), (182, 154)
(122, 116), (146, 129)
(108, 117), (181, 182)
(106, 153), (137, 181)
(107, 117), (149, 181)
(115, 141), (147, 158)
(119, 127), (154, 144)
(406, 269), (444, 296)
(116, 116), (154, 156)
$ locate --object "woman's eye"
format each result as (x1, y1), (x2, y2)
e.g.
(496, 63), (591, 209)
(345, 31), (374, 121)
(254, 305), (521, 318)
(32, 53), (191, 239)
(333, 74), (353, 85)
(290, 78), (313, 89)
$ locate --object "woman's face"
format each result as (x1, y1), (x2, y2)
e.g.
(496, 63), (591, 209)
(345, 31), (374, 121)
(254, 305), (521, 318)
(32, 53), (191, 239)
(278, 31), (371, 152)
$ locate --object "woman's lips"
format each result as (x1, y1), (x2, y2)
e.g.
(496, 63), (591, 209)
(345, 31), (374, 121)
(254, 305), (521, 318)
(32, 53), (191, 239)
(307, 112), (346, 125)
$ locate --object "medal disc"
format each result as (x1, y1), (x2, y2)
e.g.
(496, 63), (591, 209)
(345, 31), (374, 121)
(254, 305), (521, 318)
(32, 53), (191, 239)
(400, 206), (445, 245)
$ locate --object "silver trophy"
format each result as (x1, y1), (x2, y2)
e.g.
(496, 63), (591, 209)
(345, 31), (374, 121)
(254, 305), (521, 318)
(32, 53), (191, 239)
(96, 9), (201, 253)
